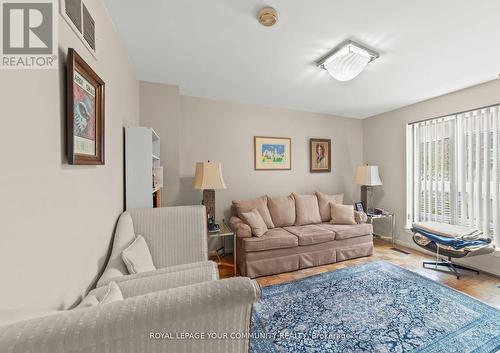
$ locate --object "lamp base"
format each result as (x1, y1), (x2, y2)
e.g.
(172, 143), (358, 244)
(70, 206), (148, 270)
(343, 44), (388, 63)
(361, 185), (374, 214)
(202, 189), (216, 228)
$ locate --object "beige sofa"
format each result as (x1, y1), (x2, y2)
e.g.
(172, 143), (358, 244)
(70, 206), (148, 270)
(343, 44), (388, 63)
(230, 192), (374, 278)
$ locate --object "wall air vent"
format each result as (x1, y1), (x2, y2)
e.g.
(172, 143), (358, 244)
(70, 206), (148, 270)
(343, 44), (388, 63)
(65, 0), (82, 33)
(60, 0), (97, 57)
(82, 3), (95, 50)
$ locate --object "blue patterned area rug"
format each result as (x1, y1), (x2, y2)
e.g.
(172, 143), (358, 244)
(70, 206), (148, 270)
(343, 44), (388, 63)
(250, 261), (500, 353)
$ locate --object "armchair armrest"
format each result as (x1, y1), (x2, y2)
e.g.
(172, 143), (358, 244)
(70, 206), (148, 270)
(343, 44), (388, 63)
(0, 278), (261, 353)
(98, 261), (218, 288)
(230, 216), (252, 238)
(115, 261), (218, 297)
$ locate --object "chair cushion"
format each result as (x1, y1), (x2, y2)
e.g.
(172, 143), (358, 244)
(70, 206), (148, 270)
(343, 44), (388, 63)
(319, 223), (373, 240)
(233, 196), (275, 228)
(283, 225), (335, 246)
(330, 203), (356, 225)
(315, 192), (344, 222)
(122, 235), (156, 274)
(240, 208), (268, 237)
(267, 195), (296, 227)
(241, 228), (298, 252)
(292, 193), (322, 225)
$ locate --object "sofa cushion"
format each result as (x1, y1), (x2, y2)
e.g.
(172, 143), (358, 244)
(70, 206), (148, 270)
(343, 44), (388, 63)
(233, 196), (275, 228)
(330, 203), (356, 225)
(316, 192), (344, 222)
(319, 223), (373, 240)
(240, 208), (268, 237)
(241, 228), (298, 252)
(292, 193), (322, 225)
(267, 195), (295, 227)
(283, 225), (335, 246)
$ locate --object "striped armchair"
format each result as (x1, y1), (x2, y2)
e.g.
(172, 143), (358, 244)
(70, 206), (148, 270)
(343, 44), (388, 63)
(0, 206), (261, 353)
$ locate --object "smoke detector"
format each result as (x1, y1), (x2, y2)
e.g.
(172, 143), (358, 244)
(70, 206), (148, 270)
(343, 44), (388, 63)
(258, 7), (278, 27)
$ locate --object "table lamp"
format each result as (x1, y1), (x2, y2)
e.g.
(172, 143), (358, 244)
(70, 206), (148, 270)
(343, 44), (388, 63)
(355, 165), (382, 214)
(192, 161), (227, 231)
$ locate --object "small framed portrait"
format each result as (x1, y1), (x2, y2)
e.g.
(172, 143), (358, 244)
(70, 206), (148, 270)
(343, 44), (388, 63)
(67, 48), (105, 165)
(310, 138), (331, 172)
(355, 202), (365, 213)
(254, 136), (292, 170)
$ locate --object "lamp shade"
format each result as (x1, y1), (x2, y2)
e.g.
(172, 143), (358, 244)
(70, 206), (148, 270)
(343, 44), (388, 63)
(355, 165), (382, 186)
(192, 161), (227, 190)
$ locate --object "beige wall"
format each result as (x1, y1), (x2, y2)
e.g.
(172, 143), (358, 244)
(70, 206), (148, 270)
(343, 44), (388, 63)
(0, 1), (139, 310)
(363, 79), (500, 276)
(139, 82), (363, 229)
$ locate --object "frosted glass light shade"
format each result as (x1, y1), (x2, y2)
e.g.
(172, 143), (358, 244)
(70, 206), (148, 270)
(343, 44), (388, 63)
(192, 161), (227, 190)
(318, 40), (379, 82)
(355, 165), (382, 186)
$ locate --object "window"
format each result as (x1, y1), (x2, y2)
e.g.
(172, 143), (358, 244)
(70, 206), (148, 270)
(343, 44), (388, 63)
(407, 105), (500, 247)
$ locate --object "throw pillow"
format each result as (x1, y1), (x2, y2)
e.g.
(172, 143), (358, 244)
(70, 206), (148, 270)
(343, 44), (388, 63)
(75, 281), (123, 309)
(121, 235), (156, 274)
(267, 195), (296, 227)
(232, 196), (275, 228)
(315, 191), (344, 222)
(330, 202), (356, 225)
(354, 210), (368, 224)
(292, 193), (322, 225)
(240, 208), (268, 237)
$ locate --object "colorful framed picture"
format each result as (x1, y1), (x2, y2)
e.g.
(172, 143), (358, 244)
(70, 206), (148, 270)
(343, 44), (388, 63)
(67, 48), (105, 165)
(310, 138), (331, 172)
(254, 136), (291, 170)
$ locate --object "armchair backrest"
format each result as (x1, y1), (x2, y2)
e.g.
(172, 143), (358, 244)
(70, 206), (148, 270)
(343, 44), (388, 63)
(128, 206), (208, 268)
(97, 205), (207, 287)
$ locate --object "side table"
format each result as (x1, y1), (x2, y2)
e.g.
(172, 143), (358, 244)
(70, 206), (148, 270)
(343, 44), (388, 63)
(207, 220), (237, 276)
(367, 213), (409, 254)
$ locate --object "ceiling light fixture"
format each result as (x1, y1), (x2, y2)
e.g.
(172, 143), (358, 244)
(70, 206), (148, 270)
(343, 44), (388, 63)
(258, 7), (278, 27)
(317, 40), (379, 82)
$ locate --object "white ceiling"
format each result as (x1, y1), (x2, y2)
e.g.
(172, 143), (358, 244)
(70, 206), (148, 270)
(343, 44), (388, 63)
(105, 0), (500, 118)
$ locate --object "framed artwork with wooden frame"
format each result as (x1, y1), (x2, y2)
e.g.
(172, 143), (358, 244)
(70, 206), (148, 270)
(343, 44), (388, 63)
(254, 136), (291, 170)
(310, 138), (331, 172)
(67, 48), (105, 165)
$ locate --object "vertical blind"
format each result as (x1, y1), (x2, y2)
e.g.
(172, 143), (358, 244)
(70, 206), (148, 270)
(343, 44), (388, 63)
(407, 105), (500, 246)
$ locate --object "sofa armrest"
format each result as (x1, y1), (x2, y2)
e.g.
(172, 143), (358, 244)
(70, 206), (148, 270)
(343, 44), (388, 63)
(0, 278), (261, 353)
(230, 216), (252, 238)
(354, 211), (368, 224)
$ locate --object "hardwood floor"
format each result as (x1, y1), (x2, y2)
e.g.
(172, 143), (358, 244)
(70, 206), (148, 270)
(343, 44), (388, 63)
(213, 238), (500, 309)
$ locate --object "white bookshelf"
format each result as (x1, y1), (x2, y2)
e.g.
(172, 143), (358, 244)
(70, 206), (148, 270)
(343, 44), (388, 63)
(125, 127), (163, 209)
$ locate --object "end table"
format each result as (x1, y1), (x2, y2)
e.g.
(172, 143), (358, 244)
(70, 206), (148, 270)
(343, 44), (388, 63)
(367, 213), (409, 254)
(207, 220), (237, 276)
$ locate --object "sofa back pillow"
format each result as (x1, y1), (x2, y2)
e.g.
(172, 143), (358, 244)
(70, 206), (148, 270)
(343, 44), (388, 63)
(330, 202), (356, 225)
(316, 192), (344, 222)
(232, 196), (275, 228)
(121, 235), (156, 274)
(292, 193), (322, 225)
(267, 195), (296, 227)
(240, 208), (268, 237)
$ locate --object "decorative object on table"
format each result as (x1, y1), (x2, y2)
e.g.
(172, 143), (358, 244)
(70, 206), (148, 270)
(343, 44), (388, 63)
(124, 127), (162, 209)
(309, 138), (331, 172)
(411, 221), (496, 279)
(193, 161), (227, 231)
(354, 202), (364, 213)
(67, 48), (105, 165)
(254, 136), (291, 170)
(250, 261), (500, 353)
(354, 164), (382, 214)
